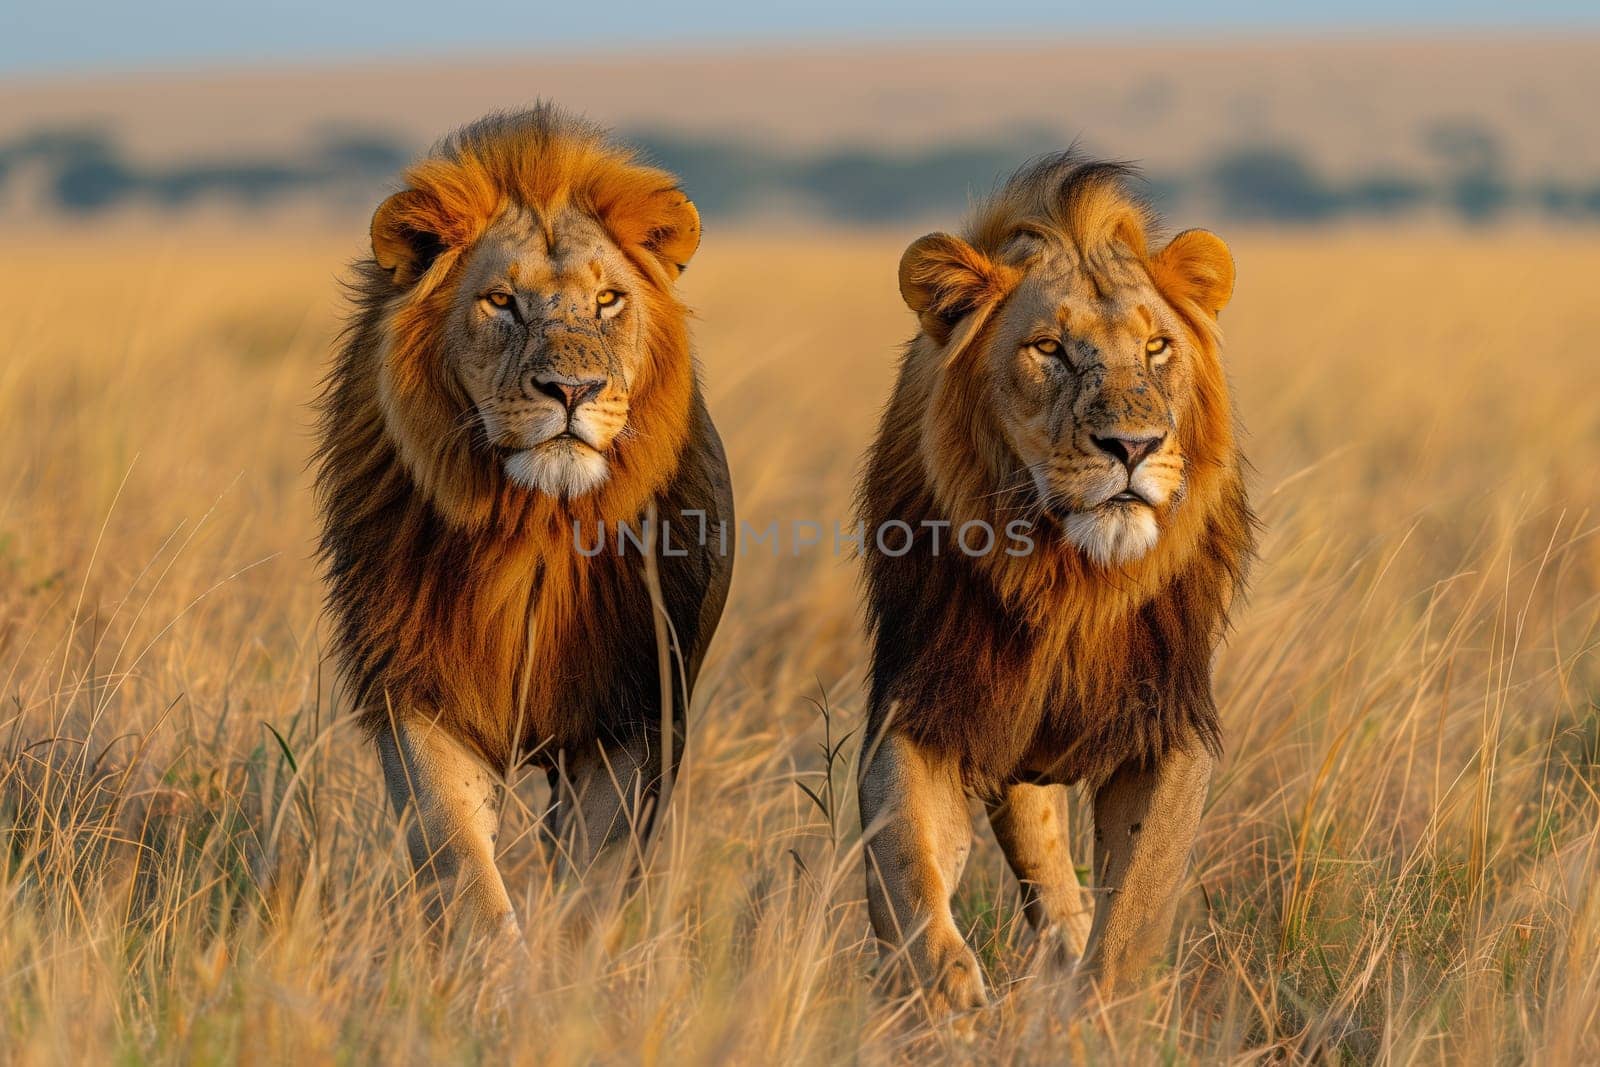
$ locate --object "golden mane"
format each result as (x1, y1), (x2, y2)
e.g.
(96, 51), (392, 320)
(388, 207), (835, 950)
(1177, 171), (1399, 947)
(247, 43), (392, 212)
(314, 106), (731, 768)
(347, 106), (700, 534)
(860, 151), (1256, 789)
(972, 155), (1155, 260)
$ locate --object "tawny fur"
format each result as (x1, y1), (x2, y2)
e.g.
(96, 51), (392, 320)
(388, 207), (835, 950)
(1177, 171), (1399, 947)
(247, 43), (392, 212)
(861, 154), (1254, 791)
(857, 152), (1255, 1009)
(314, 106), (733, 788)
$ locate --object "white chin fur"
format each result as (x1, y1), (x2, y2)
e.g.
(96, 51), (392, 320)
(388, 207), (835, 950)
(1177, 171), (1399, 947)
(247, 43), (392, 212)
(1061, 506), (1160, 567)
(503, 444), (609, 498)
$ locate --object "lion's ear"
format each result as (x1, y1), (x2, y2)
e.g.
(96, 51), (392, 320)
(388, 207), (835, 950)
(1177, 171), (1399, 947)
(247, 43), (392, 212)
(371, 189), (448, 287)
(646, 192), (701, 275)
(899, 233), (1009, 344)
(1154, 229), (1234, 317)
(607, 187), (701, 278)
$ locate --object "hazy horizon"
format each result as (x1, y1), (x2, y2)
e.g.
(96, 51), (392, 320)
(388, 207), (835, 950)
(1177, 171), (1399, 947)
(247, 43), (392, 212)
(4, 33), (1598, 229)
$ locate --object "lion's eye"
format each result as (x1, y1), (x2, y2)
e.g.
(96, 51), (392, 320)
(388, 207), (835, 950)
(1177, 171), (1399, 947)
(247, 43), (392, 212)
(596, 289), (626, 320)
(1030, 338), (1062, 357)
(1146, 337), (1171, 359)
(485, 291), (513, 310)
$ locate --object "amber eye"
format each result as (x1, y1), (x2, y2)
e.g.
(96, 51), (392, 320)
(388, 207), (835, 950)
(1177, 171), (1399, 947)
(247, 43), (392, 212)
(1146, 337), (1171, 358)
(1031, 338), (1062, 357)
(596, 289), (620, 308)
(486, 291), (512, 309)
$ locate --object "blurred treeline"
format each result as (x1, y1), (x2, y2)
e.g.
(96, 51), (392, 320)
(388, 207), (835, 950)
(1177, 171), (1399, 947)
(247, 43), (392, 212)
(5, 121), (1599, 224)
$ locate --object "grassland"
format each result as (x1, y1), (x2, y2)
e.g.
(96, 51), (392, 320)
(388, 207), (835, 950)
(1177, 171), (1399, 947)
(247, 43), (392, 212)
(0, 227), (1597, 1063)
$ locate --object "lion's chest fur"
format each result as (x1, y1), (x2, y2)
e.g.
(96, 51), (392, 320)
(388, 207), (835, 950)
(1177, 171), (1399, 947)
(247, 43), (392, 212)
(334, 512), (627, 759)
(865, 516), (1237, 793)
(319, 380), (734, 773)
(338, 504), (722, 770)
(425, 536), (612, 759)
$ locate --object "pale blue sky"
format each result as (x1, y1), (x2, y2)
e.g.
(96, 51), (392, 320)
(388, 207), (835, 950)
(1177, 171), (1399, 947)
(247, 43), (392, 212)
(4, 0), (1597, 76)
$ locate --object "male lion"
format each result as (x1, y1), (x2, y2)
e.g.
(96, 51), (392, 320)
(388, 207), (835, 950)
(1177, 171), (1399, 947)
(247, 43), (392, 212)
(857, 153), (1254, 1013)
(315, 106), (733, 938)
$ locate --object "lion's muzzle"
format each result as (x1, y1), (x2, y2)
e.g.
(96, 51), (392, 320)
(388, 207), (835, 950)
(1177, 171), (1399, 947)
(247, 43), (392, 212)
(1090, 432), (1166, 473)
(496, 324), (626, 499)
(529, 372), (605, 413)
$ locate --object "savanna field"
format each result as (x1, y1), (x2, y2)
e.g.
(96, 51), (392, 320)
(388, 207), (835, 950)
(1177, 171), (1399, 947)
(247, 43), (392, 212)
(0, 226), (1597, 1063)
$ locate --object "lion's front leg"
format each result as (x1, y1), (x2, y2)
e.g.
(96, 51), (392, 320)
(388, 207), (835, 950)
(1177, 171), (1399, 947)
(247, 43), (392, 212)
(986, 782), (1093, 972)
(859, 726), (985, 1017)
(1081, 742), (1212, 991)
(545, 734), (657, 882)
(376, 713), (518, 942)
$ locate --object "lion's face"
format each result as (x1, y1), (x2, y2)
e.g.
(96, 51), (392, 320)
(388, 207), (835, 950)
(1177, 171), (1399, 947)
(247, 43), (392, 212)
(987, 247), (1196, 566)
(362, 130), (701, 519)
(899, 226), (1233, 569)
(447, 209), (648, 498)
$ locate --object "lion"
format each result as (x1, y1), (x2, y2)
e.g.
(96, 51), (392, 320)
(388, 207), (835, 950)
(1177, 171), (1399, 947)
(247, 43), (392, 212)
(857, 152), (1255, 1014)
(314, 106), (733, 938)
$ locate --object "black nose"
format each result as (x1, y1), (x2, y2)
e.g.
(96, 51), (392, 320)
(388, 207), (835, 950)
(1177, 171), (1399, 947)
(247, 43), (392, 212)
(532, 373), (605, 411)
(1092, 433), (1165, 471)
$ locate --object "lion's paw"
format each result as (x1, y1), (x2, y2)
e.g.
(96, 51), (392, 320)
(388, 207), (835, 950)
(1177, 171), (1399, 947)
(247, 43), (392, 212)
(919, 934), (988, 1019)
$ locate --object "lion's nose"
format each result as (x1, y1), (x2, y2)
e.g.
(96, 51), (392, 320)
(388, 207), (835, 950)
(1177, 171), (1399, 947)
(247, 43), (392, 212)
(531, 373), (605, 412)
(1092, 433), (1165, 472)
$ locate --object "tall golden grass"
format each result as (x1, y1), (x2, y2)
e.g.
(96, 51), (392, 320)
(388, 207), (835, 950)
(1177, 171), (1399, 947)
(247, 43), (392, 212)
(0, 228), (1596, 1062)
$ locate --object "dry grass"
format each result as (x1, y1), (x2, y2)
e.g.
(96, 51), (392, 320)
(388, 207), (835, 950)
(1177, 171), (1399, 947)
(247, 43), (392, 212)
(0, 226), (1597, 1063)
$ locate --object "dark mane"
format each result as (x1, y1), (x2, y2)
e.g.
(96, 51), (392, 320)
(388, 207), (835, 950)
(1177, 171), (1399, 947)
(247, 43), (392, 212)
(312, 106), (732, 770)
(859, 151), (1256, 791)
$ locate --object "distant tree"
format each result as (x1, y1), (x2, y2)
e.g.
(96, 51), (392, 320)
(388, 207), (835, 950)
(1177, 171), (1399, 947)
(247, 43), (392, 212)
(627, 134), (781, 217)
(1210, 146), (1340, 221)
(1343, 174), (1429, 216)
(1533, 181), (1600, 220)
(1421, 118), (1510, 223)
(52, 146), (138, 211)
